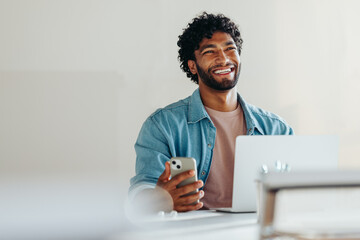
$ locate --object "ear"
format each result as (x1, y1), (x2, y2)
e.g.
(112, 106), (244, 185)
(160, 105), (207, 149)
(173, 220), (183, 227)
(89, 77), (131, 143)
(187, 60), (197, 75)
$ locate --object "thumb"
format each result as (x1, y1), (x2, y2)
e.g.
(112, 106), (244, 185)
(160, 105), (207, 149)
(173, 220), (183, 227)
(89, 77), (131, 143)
(158, 161), (171, 183)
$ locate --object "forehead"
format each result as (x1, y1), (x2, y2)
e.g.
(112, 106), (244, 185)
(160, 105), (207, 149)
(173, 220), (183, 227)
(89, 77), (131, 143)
(197, 32), (235, 49)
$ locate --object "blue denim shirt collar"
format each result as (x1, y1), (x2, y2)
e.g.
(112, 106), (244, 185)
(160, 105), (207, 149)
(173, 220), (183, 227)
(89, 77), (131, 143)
(238, 94), (265, 135)
(188, 89), (211, 124)
(188, 88), (265, 135)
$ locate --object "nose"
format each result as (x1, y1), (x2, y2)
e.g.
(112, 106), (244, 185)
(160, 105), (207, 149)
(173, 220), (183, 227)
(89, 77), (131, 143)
(215, 49), (229, 65)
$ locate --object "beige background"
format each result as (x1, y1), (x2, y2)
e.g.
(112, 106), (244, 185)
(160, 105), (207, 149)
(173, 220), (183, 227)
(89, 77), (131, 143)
(1, 0), (360, 200)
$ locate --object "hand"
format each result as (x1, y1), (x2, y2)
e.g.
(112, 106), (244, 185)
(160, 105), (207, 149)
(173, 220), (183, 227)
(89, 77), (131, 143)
(156, 161), (204, 212)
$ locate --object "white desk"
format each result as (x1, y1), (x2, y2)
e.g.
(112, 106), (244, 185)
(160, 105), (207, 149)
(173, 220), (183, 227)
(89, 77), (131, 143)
(115, 211), (259, 240)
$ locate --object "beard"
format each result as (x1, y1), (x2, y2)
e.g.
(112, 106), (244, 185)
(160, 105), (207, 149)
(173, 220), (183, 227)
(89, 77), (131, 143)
(196, 62), (241, 91)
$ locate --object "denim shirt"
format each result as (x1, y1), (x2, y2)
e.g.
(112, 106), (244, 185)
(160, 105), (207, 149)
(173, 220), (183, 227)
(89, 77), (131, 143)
(129, 88), (293, 195)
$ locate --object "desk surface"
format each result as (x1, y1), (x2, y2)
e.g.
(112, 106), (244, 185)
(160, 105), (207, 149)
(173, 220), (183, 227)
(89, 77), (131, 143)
(114, 210), (259, 240)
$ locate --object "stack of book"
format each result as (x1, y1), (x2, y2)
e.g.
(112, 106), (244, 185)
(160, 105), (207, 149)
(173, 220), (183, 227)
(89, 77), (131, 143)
(259, 171), (360, 240)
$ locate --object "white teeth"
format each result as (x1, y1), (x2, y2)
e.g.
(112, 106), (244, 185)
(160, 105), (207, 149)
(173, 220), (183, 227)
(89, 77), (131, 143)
(214, 68), (231, 74)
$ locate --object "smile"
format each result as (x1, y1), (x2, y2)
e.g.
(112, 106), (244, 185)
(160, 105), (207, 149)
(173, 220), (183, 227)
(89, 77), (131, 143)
(213, 67), (235, 75)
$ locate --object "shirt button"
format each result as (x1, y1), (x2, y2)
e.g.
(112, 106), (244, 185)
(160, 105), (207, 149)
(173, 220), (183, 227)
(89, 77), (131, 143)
(201, 171), (206, 175)
(208, 143), (212, 148)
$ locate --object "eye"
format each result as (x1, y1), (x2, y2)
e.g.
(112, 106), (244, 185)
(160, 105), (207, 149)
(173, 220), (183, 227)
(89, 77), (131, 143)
(226, 46), (237, 51)
(202, 50), (214, 55)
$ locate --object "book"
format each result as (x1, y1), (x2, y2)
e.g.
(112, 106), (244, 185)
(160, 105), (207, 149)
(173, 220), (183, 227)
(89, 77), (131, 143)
(259, 171), (360, 240)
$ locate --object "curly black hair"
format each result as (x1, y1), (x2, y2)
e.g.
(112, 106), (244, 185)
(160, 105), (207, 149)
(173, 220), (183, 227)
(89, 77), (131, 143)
(177, 12), (243, 84)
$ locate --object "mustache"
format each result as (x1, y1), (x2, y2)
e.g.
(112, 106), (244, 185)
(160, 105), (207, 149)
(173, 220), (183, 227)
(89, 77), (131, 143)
(208, 63), (237, 72)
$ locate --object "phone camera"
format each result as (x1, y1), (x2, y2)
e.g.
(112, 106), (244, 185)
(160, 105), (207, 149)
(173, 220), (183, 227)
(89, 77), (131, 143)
(170, 159), (182, 171)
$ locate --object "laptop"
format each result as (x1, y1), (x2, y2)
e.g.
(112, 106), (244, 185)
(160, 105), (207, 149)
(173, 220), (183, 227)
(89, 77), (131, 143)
(213, 135), (339, 213)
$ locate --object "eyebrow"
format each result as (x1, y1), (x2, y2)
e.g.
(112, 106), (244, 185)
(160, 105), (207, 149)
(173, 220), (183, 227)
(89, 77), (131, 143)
(224, 40), (236, 46)
(199, 41), (236, 53)
(199, 44), (216, 53)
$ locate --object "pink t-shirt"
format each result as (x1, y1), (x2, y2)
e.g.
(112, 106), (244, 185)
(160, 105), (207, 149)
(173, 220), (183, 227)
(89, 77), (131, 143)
(201, 104), (247, 209)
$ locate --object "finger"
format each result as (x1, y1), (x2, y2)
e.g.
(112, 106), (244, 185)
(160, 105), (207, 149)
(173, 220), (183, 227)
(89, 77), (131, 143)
(177, 190), (204, 205)
(175, 201), (203, 212)
(167, 170), (196, 188)
(173, 180), (203, 198)
(158, 161), (171, 182)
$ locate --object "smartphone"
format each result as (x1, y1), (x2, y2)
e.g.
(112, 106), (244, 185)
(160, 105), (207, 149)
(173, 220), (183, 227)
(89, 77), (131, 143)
(170, 157), (199, 204)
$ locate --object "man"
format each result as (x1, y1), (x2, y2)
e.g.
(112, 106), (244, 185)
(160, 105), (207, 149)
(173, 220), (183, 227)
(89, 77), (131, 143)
(129, 12), (293, 212)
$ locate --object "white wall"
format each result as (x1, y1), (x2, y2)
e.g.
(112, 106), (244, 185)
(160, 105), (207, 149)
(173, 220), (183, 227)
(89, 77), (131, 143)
(1, 0), (360, 195)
